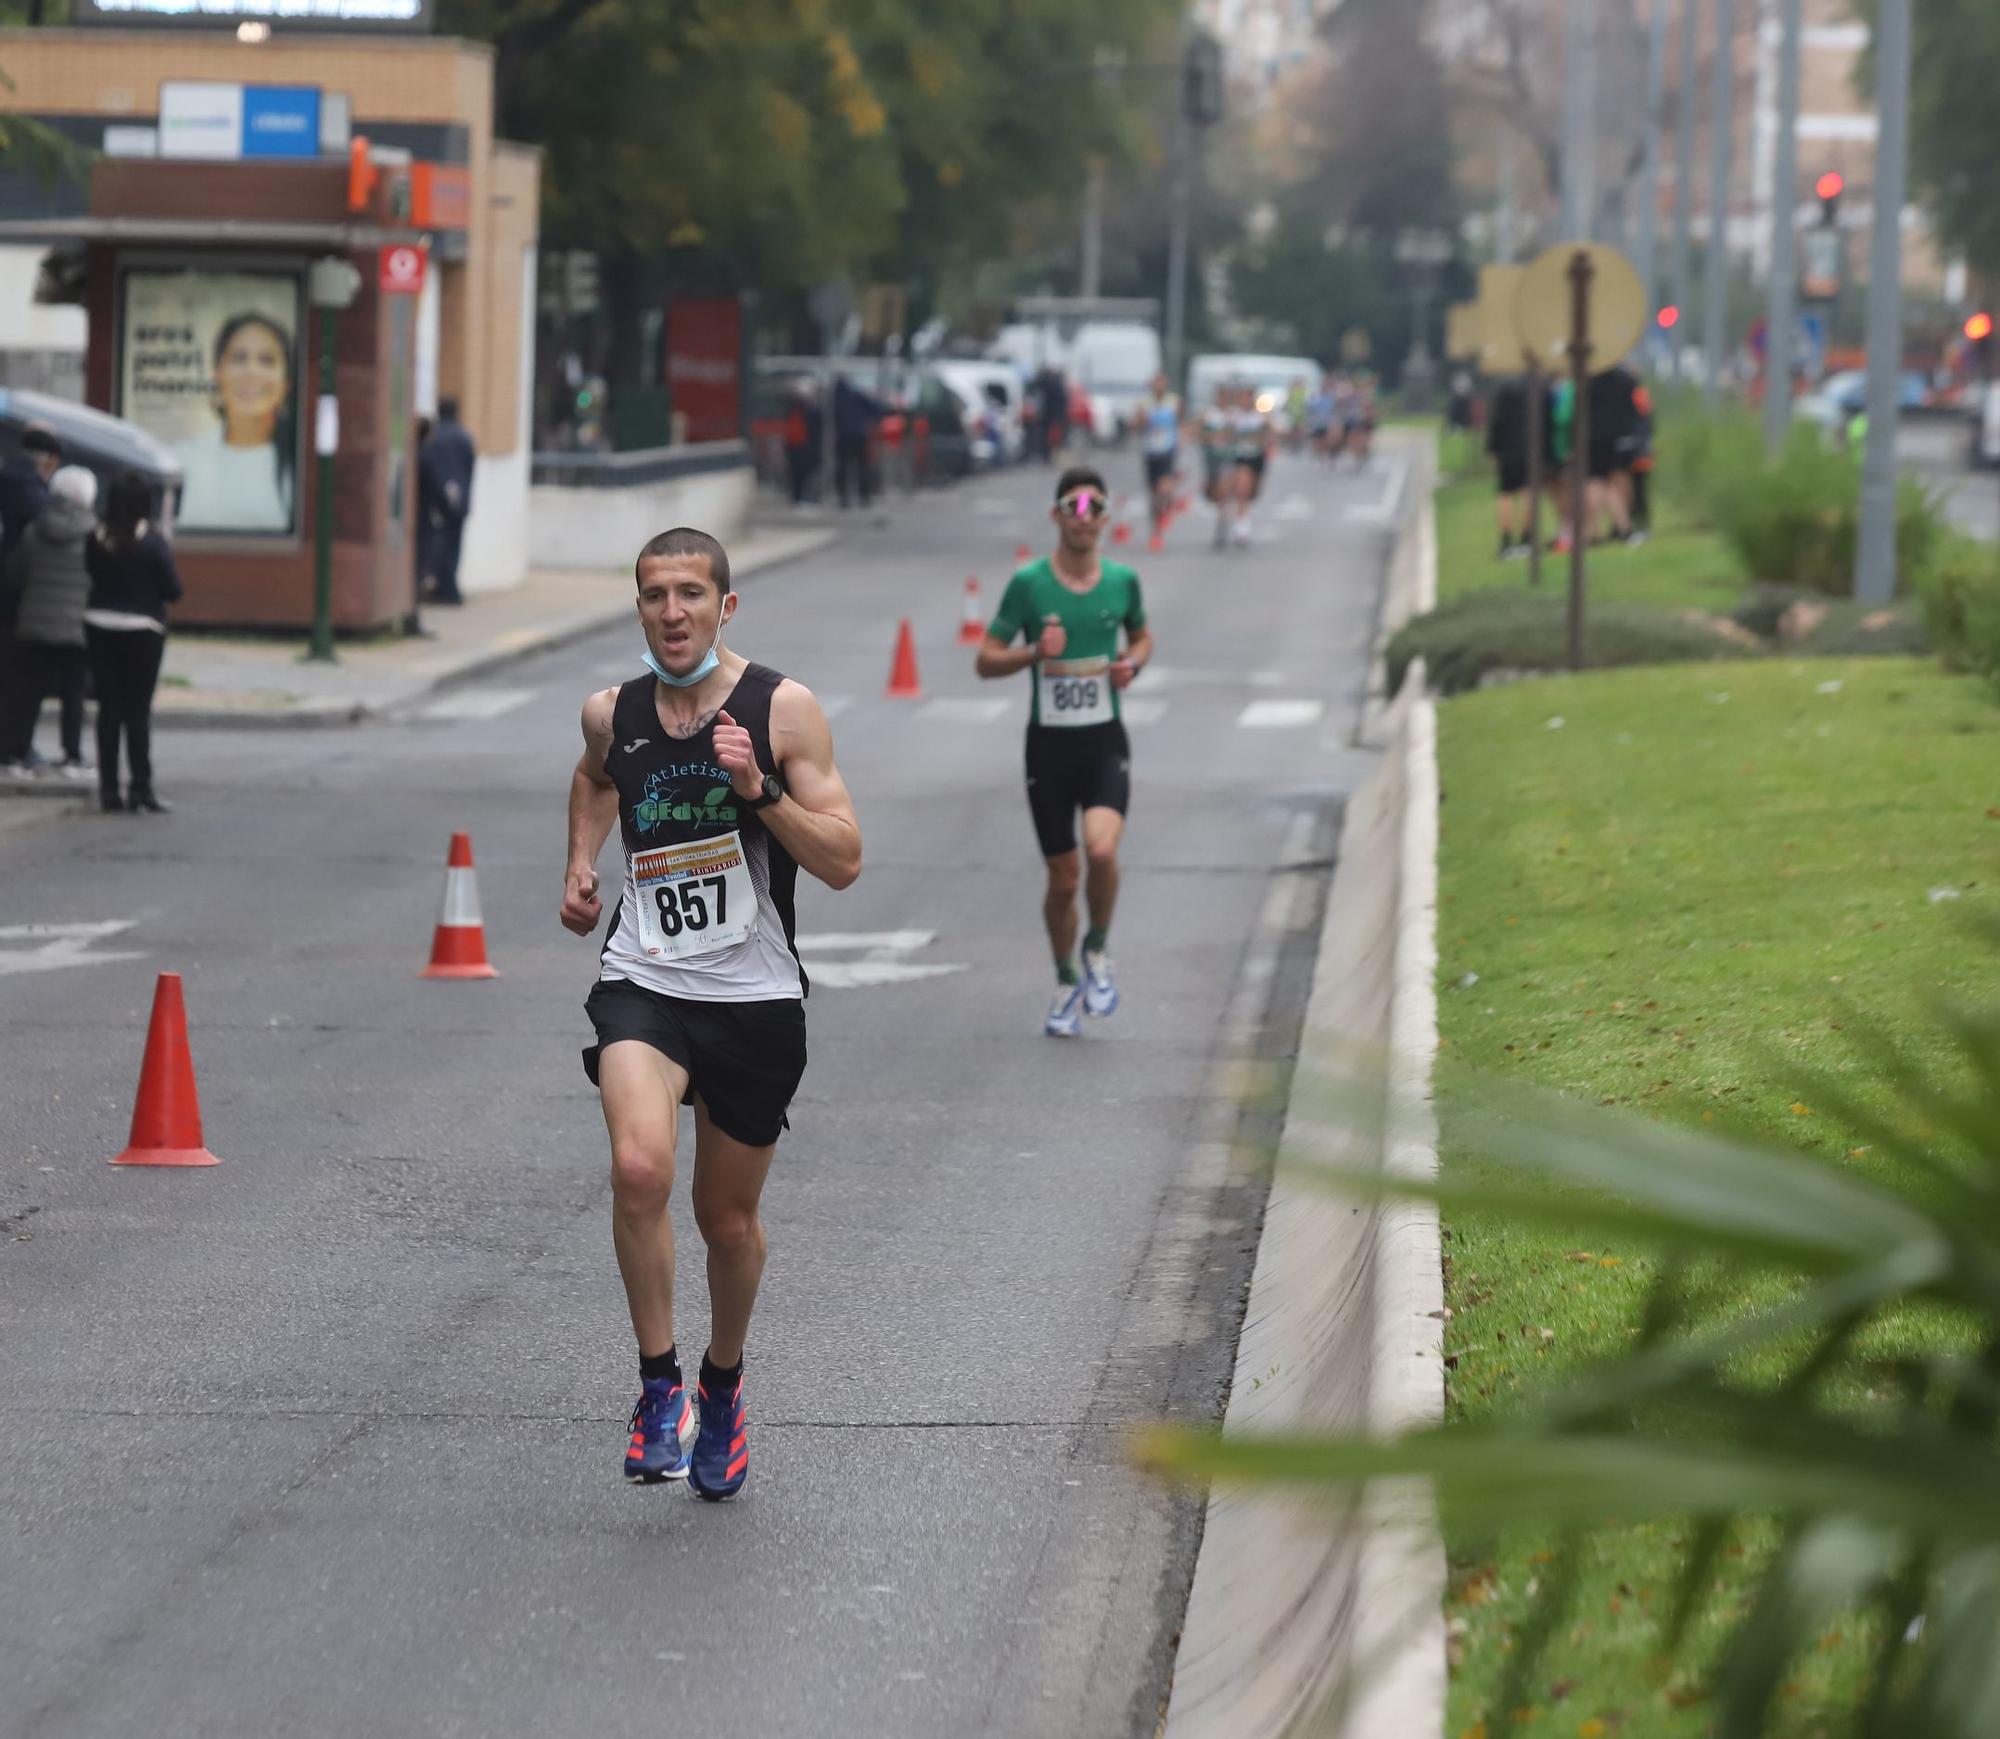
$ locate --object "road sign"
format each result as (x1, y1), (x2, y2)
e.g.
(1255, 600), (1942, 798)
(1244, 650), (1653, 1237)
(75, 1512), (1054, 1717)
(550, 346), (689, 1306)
(1801, 225), (1843, 303)
(1477, 265), (1529, 373)
(1513, 242), (1646, 373)
(380, 243), (427, 296)
(1798, 309), (1829, 381)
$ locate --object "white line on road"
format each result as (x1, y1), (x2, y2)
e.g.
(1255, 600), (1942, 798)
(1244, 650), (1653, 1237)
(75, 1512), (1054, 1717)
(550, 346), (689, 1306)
(1274, 493), (1314, 523)
(1121, 698), (1169, 727)
(0, 920), (145, 977)
(1343, 459), (1409, 526)
(794, 929), (970, 989)
(416, 687), (538, 722)
(915, 697), (1012, 724)
(1237, 699), (1326, 729)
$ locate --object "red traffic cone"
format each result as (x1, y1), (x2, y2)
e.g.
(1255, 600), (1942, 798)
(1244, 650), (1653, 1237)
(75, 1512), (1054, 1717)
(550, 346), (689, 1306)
(885, 618), (924, 700)
(112, 972), (219, 1167)
(1013, 543), (1032, 564)
(957, 577), (986, 646)
(1110, 521), (1133, 545)
(423, 831), (500, 979)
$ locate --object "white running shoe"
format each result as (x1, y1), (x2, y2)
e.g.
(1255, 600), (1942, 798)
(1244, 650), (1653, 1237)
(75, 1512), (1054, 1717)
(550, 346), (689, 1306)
(1044, 981), (1085, 1038)
(1232, 516), (1254, 547)
(1081, 949), (1119, 1018)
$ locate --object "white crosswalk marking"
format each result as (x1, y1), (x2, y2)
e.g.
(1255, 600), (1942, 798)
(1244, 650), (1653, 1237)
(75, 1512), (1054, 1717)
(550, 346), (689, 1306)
(916, 697), (1013, 724)
(416, 688), (538, 722)
(1237, 699), (1325, 729)
(1120, 698), (1168, 727)
(1274, 493), (1313, 522)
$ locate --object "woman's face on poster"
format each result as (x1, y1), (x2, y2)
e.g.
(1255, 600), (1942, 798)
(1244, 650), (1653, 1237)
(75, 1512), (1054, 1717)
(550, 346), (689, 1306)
(216, 322), (289, 439)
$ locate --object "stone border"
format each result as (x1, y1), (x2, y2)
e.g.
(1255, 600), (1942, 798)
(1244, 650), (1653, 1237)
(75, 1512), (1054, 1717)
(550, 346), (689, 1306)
(1164, 443), (1445, 1738)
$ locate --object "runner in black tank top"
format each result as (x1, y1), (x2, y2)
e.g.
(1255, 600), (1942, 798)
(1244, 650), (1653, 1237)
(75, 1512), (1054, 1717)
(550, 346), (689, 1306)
(558, 527), (860, 1499)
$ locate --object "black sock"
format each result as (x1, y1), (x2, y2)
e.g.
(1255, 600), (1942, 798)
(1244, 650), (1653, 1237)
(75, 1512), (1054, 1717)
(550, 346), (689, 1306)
(700, 1351), (743, 1395)
(640, 1345), (683, 1387)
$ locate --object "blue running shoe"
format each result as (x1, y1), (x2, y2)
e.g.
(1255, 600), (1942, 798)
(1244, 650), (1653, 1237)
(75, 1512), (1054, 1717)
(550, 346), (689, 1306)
(689, 1374), (748, 1502)
(1044, 981), (1085, 1037)
(1080, 948), (1119, 1018)
(624, 1376), (696, 1483)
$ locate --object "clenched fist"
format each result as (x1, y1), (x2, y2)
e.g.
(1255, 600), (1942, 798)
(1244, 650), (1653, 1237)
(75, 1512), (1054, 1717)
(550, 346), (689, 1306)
(560, 864), (602, 935)
(1037, 614), (1067, 661)
(714, 709), (763, 799)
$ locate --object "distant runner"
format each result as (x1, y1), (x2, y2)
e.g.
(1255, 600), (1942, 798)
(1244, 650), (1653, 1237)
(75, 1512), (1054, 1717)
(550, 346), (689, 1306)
(560, 527), (861, 1498)
(1135, 372), (1182, 552)
(975, 467), (1154, 1037)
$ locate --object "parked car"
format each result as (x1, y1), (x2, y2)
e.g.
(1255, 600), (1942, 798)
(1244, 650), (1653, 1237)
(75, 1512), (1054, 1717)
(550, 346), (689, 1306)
(0, 387), (181, 531)
(933, 360), (1025, 465)
(1798, 368), (1930, 438)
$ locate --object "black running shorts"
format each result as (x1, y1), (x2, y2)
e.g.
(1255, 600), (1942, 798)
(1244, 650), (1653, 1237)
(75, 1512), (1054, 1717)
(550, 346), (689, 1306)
(1025, 720), (1131, 858)
(1144, 452), (1176, 488)
(583, 977), (807, 1148)
(1496, 455), (1529, 494)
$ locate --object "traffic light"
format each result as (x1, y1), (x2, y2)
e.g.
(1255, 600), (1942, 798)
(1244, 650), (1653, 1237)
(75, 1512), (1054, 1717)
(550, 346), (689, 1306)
(1657, 304), (1681, 331)
(1183, 32), (1223, 127)
(1815, 171), (1844, 225)
(1966, 312), (1995, 344)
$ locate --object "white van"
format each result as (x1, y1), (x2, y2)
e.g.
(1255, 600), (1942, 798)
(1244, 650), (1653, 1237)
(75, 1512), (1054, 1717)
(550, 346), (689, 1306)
(1187, 353), (1323, 426)
(1068, 322), (1164, 443)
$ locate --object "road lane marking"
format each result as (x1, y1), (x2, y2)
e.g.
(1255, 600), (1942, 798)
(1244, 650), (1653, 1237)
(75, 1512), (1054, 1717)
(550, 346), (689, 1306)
(416, 687), (538, 721)
(794, 929), (969, 988)
(1274, 493), (1313, 522)
(0, 920), (145, 977)
(1237, 699), (1325, 729)
(1121, 698), (1168, 727)
(915, 697), (1012, 724)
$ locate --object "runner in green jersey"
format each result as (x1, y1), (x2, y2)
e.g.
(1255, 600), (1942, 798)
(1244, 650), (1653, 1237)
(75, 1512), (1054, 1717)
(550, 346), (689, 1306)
(976, 466), (1154, 1037)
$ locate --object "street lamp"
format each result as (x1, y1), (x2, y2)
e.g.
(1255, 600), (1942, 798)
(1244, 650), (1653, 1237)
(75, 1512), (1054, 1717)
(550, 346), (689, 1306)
(305, 255), (361, 663)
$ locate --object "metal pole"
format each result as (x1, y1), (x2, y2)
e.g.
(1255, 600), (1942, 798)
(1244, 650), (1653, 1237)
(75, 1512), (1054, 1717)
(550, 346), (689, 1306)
(1561, 0), (1596, 240)
(1526, 360), (1546, 588)
(308, 306), (338, 663)
(1702, 0), (1738, 406)
(1498, 126), (1518, 264)
(1634, 0), (1670, 316)
(1568, 250), (1595, 670)
(1855, 0), (1910, 605)
(1165, 113), (1191, 388)
(1081, 158), (1105, 300)
(1669, 0), (1702, 379)
(1762, 0), (1803, 453)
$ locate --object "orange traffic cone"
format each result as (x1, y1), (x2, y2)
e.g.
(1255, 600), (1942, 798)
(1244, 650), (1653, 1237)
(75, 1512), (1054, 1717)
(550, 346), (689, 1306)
(1110, 521), (1132, 545)
(423, 831), (500, 979)
(885, 618), (924, 699)
(957, 577), (986, 646)
(1013, 543), (1032, 564)
(112, 972), (220, 1167)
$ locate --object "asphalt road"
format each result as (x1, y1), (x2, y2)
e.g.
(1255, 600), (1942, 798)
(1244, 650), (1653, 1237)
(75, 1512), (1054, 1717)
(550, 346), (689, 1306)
(1900, 414), (1999, 542)
(1, 451), (1395, 1739)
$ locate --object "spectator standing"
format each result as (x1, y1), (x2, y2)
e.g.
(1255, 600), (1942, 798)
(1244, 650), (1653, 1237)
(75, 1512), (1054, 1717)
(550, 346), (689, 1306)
(0, 424), (62, 772)
(832, 375), (883, 510)
(783, 377), (822, 509)
(83, 472), (181, 815)
(419, 397), (477, 605)
(1032, 367), (1069, 463)
(3, 465), (97, 776)
(1485, 376), (1538, 560)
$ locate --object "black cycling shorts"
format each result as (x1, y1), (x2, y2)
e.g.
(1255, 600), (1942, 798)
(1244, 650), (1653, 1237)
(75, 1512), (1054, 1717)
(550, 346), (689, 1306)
(1025, 720), (1131, 858)
(583, 977), (807, 1148)
(1496, 455), (1529, 494)
(1144, 452), (1177, 488)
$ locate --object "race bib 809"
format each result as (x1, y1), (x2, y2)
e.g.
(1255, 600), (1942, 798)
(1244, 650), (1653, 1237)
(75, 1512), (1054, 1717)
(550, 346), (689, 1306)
(1038, 655), (1115, 728)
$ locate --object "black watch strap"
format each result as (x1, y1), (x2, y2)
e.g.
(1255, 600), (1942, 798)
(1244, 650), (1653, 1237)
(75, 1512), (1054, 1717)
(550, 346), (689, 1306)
(745, 772), (783, 812)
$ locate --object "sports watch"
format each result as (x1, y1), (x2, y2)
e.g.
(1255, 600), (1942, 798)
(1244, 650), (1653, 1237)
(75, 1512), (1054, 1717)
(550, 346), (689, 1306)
(745, 771), (784, 811)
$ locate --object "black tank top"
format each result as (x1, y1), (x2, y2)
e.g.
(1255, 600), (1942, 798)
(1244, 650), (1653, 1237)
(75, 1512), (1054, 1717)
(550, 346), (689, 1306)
(598, 662), (808, 1000)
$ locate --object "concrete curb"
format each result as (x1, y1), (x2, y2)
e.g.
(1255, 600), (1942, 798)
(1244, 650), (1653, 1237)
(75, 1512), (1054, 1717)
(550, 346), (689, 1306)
(1164, 477), (1445, 1738)
(149, 526), (839, 731)
(1358, 428), (1438, 750)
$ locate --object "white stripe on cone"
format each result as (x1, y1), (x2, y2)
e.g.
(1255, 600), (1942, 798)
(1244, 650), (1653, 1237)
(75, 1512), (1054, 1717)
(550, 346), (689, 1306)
(438, 866), (483, 928)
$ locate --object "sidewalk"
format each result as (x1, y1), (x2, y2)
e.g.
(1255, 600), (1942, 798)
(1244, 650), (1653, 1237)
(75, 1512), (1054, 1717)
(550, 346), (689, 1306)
(0, 522), (834, 797)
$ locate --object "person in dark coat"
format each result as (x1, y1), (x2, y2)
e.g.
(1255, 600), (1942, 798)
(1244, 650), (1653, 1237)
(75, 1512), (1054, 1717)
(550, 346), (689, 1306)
(83, 471), (182, 814)
(3, 465), (96, 774)
(418, 397), (477, 604)
(0, 424), (62, 767)
(832, 375), (883, 509)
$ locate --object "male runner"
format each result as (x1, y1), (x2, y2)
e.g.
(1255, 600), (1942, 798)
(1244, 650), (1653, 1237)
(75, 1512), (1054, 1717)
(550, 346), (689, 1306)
(1135, 373), (1182, 551)
(560, 526), (860, 1497)
(976, 467), (1154, 1037)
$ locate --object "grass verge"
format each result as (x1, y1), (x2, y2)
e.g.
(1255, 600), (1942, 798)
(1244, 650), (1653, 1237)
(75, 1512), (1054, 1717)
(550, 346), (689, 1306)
(1433, 656), (2000, 1735)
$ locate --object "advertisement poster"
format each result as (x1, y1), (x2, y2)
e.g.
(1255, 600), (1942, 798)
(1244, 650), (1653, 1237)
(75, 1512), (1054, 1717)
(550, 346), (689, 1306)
(119, 269), (303, 537)
(665, 297), (743, 444)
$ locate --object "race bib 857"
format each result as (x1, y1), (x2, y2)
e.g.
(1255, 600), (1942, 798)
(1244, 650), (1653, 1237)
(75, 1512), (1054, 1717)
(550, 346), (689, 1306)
(634, 831), (757, 960)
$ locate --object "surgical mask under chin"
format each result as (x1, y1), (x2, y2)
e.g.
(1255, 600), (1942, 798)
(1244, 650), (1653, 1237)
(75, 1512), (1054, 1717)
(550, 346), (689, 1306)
(644, 622), (724, 687)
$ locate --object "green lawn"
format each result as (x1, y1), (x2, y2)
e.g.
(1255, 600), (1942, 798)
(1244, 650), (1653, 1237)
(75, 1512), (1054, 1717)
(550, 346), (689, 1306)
(1434, 468), (1748, 615)
(1433, 656), (2000, 1735)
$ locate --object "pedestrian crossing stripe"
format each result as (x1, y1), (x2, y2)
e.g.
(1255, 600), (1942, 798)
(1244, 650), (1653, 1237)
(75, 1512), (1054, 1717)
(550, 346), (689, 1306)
(415, 687), (538, 721)
(1236, 699), (1324, 729)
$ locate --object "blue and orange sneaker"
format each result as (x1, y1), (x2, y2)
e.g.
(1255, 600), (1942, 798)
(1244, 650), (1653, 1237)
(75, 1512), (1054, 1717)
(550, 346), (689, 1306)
(624, 1376), (696, 1483)
(689, 1372), (748, 1502)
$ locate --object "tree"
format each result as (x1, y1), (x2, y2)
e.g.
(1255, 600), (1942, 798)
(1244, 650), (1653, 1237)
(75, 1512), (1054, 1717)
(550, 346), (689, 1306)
(1878, 0), (2000, 278)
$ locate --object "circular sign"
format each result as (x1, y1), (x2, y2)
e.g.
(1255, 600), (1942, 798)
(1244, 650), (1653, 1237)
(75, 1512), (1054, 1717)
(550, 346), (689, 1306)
(380, 244), (426, 295)
(1512, 243), (1647, 373)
